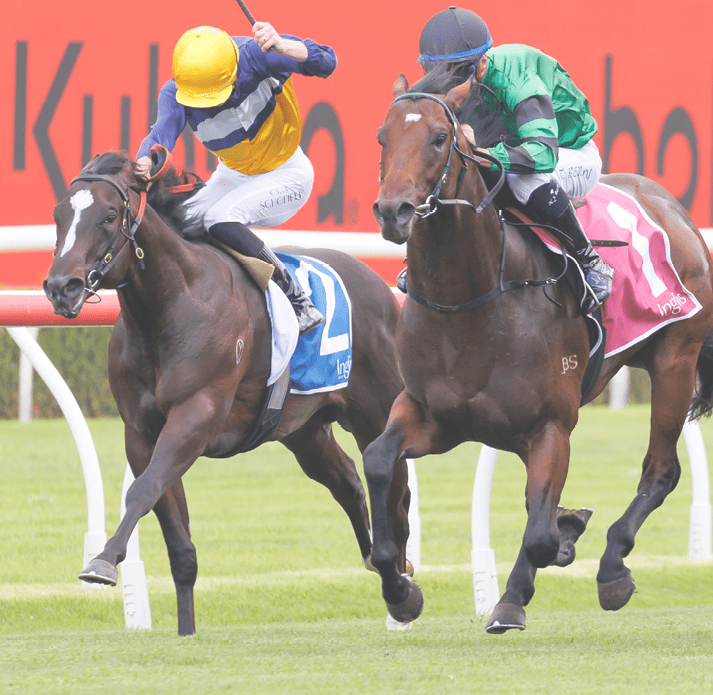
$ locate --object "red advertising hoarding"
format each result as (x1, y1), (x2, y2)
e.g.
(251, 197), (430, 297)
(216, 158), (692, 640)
(3, 0), (713, 287)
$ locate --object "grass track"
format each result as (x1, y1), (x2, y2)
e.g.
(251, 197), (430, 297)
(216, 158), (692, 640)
(0, 405), (712, 693)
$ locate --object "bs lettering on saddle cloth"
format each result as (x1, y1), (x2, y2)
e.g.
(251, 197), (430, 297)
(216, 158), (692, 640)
(533, 182), (703, 357)
(273, 253), (353, 394)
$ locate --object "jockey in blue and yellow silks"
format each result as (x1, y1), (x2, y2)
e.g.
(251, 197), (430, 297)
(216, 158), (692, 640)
(137, 24), (337, 333)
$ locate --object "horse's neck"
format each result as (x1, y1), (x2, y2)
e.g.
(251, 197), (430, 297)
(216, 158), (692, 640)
(118, 207), (197, 324)
(407, 177), (503, 303)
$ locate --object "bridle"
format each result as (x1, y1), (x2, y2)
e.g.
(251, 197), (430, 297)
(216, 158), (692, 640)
(388, 91), (566, 312)
(390, 91), (505, 218)
(69, 173), (146, 294)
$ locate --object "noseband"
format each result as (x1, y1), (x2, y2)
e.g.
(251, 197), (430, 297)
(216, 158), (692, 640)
(69, 173), (146, 292)
(390, 91), (505, 218)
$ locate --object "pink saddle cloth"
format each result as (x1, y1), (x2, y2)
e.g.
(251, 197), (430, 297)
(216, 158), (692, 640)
(533, 182), (703, 357)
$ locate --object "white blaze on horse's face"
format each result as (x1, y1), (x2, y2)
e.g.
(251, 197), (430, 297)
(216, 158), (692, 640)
(405, 113), (423, 123)
(61, 189), (94, 257)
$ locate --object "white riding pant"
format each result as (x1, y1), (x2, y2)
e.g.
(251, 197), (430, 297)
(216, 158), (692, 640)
(507, 140), (602, 205)
(186, 146), (314, 229)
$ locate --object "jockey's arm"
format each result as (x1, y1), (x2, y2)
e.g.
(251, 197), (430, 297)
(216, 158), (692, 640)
(253, 22), (308, 61)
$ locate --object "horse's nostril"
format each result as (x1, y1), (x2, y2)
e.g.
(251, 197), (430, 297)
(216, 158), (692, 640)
(45, 276), (85, 301)
(396, 202), (416, 225)
(373, 202), (385, 225)
(65, 278), (86, 298)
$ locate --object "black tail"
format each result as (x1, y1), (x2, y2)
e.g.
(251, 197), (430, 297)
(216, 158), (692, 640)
(689, 327), (713, 420)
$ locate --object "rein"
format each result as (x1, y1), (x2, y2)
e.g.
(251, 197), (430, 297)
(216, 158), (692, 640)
(402, 209), (569, 313)
(390, 90), (564, 313)
(148, 144), (205, 195)
(70, 173), (146, 294)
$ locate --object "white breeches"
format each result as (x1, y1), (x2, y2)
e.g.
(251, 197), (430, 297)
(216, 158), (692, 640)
(186, 146), (314, 229)
(507, 140), (603, 204)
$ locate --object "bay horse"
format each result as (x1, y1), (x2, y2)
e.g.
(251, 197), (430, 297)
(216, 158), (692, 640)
(364, 73), (713, 632)
(43, 150), (409, 636)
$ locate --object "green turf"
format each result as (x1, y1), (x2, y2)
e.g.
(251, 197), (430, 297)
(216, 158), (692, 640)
(0, 406), (711, 693)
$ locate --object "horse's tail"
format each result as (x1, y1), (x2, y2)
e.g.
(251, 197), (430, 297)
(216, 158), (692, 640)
(689, 327), (713, 420)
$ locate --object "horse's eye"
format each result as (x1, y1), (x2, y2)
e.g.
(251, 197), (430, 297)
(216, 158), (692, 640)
(105, 214), (117, 224)
(435, 133), (448, 147)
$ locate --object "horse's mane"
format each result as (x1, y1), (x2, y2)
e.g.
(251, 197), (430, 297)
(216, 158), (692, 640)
(81, 151), (207, 241)
(409, 61), (510, 149)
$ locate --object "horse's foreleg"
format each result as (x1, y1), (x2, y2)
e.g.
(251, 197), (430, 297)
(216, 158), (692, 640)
(362, 392), (445, 623)
(282, 421), (372, 562)
(80, 398), (215, 633)
(487, 421), (571, 633)
(522, 421), (571, 568)
(597, 353), (693, 611)
(363, 426), (421, 623)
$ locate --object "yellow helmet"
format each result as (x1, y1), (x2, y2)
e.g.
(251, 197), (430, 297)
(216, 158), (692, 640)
(172, 26), (239, 108)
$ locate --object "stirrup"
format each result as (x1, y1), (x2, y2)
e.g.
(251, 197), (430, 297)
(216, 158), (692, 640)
(396, 268), (407, 294)
(295, 303), (325, 334)
(581, 263), (614, 314)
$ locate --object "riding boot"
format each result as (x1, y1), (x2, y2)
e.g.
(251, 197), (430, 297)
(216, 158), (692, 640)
(526, 182), (614, 314)
(556, 202), (614, 313)
(209, 222), (325, 334)
(257, 245), (325, 334)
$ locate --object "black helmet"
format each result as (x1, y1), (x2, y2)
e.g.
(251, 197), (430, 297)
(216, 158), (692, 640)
(419, 7), (492, 67)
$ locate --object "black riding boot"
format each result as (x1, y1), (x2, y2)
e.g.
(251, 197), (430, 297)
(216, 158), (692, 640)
(556, 202), (614, 313)
(527, 182), (614, 314)
(209, 222), (325, 334)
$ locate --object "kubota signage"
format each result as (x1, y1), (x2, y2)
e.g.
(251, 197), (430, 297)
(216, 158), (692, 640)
(3, 1), (713, 250)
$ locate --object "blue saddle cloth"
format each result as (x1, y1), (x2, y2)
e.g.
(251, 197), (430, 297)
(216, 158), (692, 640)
(276, 253), (353, 394)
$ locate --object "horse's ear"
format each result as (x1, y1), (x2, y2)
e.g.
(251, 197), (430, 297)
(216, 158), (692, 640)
(79, 154), (100, 173)
(393, 74), (409, 98)
(445, 78), (472, 110)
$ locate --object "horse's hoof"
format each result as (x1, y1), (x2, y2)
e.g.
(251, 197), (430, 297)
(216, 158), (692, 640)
(386, 613), (413, 631)
(485, 603), (526, 634)
(385, 575), (424, 623)
(557, 506), (593, 538)
(598, 568), (635, 610)
(552, 506), (593, 567)
(79, 558), (118, 586)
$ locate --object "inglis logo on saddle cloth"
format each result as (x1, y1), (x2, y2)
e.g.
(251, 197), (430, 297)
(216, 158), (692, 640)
(658, 292), (688, 318)
(275, 253), (353, 394)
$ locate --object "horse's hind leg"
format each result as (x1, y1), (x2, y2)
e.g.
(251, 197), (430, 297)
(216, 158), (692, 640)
(152, 480), (197, 636)
(597, 345), (695, 611)
(282, 420), (373, 562)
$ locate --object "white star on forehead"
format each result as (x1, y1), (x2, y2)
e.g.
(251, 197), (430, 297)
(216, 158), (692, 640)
(405, 113), (422, 123)
(60, 189), (94, 257)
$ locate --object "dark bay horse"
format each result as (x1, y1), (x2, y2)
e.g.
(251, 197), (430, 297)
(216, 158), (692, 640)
(364, 73), (713, 632)
(43, 151), (409, 636)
